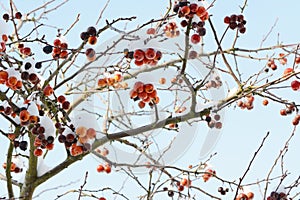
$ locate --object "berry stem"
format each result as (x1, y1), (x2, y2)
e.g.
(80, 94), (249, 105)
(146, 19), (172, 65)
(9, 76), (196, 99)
(180, 18), (193, 75)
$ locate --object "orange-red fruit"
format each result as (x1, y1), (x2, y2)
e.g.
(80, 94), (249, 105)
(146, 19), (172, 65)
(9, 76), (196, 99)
(46, 143), (54, 150)
(53, 39), (61, 47)
(145, 48), (156, 60)
(19, 110), (30, 122)
(0, 70), (8, 82)
(134, 59), (144, 66)
(57, 95), (66, 103)
(262, 99), (269, 106)
(86, 128), (96, 139)
(191, 34), (201, 44)
(43, 85), (54, 96)
(2, 34), (8, 42)
(8, 76), (18, 86)
(60, 42), (68, 50)
(246, 192), (254, 199)
(154, 50), (162, 61)
(104, 164), (111, 173)
(144, 84), (154, 93)
(180, 6), (190, 16)
(159, 77), (166, 84)
(148, 90), (157, 98)
(99, 197), (106, 200)
(236, 193), (249, 200)
(133, 49), (145, 62)
(133, 81), (144, 93)
(283, 68), (293, 77)
(98, 78), (107, 87)
(291, 80), (300, 91)
(130, 90), (138, 99)
(180, 178), (188, 186)
(196, 6), (206, 17)
(138, 101), (146, 109)
(88, 36), (97, 45)
(146, 28), (156, 35)
(59, 50), (68, 59)
(97, 164), (104, 172)
(34, 148), (43, 156)
(76, 126), (87, 137)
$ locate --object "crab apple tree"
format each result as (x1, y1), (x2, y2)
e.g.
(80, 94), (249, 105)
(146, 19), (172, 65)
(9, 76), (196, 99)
(0, 0), (300, 200)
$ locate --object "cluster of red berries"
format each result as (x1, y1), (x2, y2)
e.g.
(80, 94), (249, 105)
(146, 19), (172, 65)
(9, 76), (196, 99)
(237, 95), (254, 110)
(2, 11), (22, 22)
(130, 81), (160, 109)
(0, 70), (22, 90)
(164, 22), (180, 38)
(178, 177), (191, 191)
(19, 107), (39, 126)
(56, 95), (71, 110)
(202, 168), (216, 182)
(218, 187), (229, 195)
(56, 123), (96, 156)
(80, 26), (98, 45)
(224, 14), (247, 34)
(51, 39), (69, 60)
(235, 191), (254, 200)
(266, 58), (278, 71)
(205, 75), (222, 89)
(98, 73), (123, 88)
(2, 161), (23, 173)
(18, 44), (32, 56)
(125, 48), (162, 67)
(266, 191), (289, 200)
(73, 126), (96, 154)
(205, 114), (222, 129)
(280, 106), (300, 126)
(96, 163), (112, 174)
(173, 2), (209, 21)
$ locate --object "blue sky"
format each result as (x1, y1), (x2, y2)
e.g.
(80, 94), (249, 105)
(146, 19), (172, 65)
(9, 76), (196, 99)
(0, 0), (300, 199)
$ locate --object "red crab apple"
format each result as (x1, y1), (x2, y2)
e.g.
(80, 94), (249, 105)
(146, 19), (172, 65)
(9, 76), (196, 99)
(191, 34), (201, 44)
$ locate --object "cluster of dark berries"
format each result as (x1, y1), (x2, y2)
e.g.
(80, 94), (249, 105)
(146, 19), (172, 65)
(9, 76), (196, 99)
(267, 191), (289, 200)
(2, 11), (22, 22)
(205, 114), (222, 129)
(237, 95), (254, 110)
(218, 187), (229, 195)
(224, 14), (247, 34)
(80, 26), (98, 45)
(173, 2), (209, 21)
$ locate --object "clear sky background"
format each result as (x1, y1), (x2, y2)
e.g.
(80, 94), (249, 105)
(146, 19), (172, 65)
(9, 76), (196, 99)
(0, 0), (300, 200)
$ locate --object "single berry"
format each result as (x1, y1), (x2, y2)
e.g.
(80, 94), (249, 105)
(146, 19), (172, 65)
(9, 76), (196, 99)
(3, 14), (9, 21)
(87, 26), (97, 36)
(191, 34), (201, 44)
(80, 32), (89, 40)
(145, 48), (156, 60)
(35, 62), (42, 69)
(15, 12), (22, 19)
(88, 36), (97, 45)
(291, 80), (300, 91)
(133, 49), (145, 61)
(43, 45), (53, 54)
